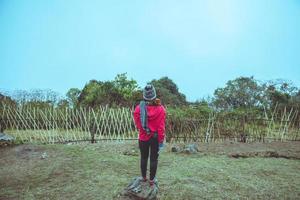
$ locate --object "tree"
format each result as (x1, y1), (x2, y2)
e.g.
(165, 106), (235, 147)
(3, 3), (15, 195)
(66, 88), (81, 108)
(151, 77), (187, 106)
(0, 93), (17, 131)
(8, 89), (60, 106)
(213, 76), (263, 110)
(113, 73), (141, 106)
(262, 79), (299, 110)
(57, 99), (70, 109)
(114, 73), (139, 99)
(77, 74), (141, 107)
(78, 80), (126, 108)
(78, 80), (103, 107)
(0, 93), (16, 107)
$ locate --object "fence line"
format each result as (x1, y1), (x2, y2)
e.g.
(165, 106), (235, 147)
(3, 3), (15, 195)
(0, 105), (137, 143)
(0, 103), (299, 144)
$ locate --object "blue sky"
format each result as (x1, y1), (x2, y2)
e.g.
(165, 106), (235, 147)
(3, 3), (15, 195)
(1, 0), (299, 101)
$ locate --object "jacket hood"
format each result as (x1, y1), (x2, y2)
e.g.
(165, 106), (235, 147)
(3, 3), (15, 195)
(146, 105), (164, 120)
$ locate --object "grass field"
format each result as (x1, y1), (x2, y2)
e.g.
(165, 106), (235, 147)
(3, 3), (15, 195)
(5, 130), (138, 144)
(0, 141), (299, 200)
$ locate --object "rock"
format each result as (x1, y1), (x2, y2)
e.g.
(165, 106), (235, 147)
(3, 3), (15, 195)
(170, 144), (200, 154)
(0, 132), (14, 142)
(123, 149), (139, 156)
(0, 132), (15, 147)
(120, 177), (158, 200)
(41, 152), (48, 159)
(182, 144), (199, 154)
(171, 146), (181, 152)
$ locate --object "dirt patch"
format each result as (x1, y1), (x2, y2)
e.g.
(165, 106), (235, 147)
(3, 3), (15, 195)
(169, 141), (300, 159)
(0, 144), (49, 163)
(1, 141), (299, 161)
(229, 151), (299, 159)
(15, 145), (46, 159)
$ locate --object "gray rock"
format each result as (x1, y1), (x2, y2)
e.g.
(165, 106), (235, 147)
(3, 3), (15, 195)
(182, 144), (199, 154)
(171, 146), (181, 152)
(41, 152), (48, 159)
(0, 133), (14, 142)
(123, 149), (139, 156)
(0, 133), (15, 147)
(120, 177), (158, 200)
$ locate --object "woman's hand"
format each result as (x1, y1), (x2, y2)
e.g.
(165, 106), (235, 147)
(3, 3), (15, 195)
(159, 143), (164, 153)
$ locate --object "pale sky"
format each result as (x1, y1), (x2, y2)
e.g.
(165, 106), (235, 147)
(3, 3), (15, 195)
(1, 0), (299, 101)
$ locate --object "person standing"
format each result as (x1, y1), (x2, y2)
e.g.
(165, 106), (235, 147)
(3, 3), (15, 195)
(133, 84), (166, 186)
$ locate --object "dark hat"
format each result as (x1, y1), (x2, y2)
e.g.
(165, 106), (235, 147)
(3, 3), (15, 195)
(143, 84), (156, 101)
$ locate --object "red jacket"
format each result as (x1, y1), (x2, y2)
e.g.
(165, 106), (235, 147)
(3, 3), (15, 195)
(133, 104), (166, 143)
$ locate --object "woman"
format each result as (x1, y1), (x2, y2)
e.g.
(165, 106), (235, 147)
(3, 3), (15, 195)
(133, 84), (166, 186)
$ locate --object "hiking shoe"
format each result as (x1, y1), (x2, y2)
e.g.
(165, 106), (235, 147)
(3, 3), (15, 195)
(149, 179), (155, 186)
(142, 177), (148, 182)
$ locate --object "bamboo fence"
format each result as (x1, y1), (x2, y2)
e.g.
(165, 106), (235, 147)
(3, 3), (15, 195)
(0, 104), (136, 143)
(0, 103), (299, 144)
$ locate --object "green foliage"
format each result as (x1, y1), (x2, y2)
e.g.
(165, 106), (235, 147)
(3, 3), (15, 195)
(262, 79), (300, 110)
(2, 75), (299, 120)
(217, 107), (263, 120)
(57, 99), (70, 109)
(66, 88), (81, 108)
(1, 89), (60, 107)
(0, 94), (17, 131)
(151, 77), (187, 106)
(78, 73), (140, 107)
(167, 104), (212, 119)
(213, 76), (300, 113)
(0, 93), (16, 107)
(113, 73), (139, 101)
(78, 80), (124, 107)
(290, 90), (300, 110)
(22, 101), (54, 109)
(213, 76), (263, 110)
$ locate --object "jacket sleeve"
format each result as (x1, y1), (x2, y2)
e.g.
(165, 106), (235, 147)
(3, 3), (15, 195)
(157, 106), (166, 143)
(133, 105), (142, 131)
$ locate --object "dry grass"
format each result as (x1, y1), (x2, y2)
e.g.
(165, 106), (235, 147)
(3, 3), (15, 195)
(0, 142), (299, 200)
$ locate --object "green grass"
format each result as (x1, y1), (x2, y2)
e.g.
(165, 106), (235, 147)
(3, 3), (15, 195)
(5, 129), (138, 144)
(5, 129), (91, 144)
(0, 142), (299, 200)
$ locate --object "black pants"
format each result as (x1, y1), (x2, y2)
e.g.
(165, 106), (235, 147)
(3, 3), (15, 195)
(139, 137), (159, 180)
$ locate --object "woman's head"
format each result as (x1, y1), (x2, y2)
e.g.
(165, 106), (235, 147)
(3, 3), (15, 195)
(143, 84), (156, 101)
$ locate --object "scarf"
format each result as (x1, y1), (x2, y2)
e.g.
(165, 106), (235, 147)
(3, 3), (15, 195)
(139, 100), (151, 135)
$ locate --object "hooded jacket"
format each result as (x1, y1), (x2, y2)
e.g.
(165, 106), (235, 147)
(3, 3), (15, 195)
(133, 103), (166, 143)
